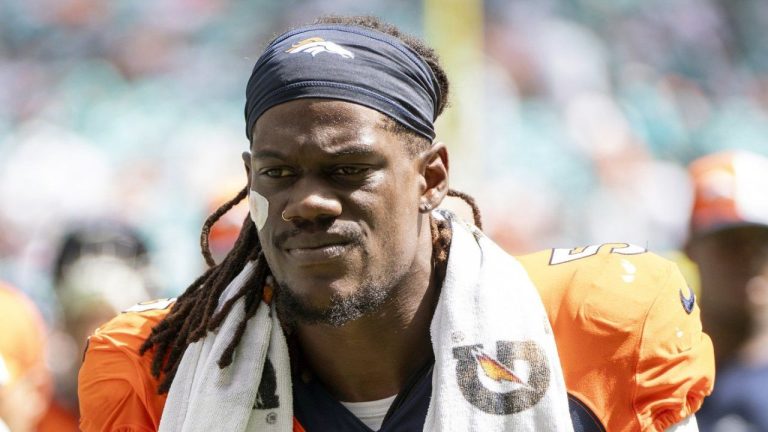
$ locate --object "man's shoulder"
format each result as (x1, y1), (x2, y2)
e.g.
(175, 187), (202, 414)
(90, 298), (175, 354)
(517, 243), (683, 317)
(79, 299), (174, 432)
(516, 244), (713, 431)
(516, 242), (702, 354)
(517, 243), (673, 278)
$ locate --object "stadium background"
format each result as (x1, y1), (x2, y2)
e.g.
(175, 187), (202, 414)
(1, 0), (767, 353)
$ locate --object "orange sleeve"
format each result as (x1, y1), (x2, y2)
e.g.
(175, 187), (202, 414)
(37, 399), (79, 432)
(78, 301), (171, 432)
(633, 262), (715, 431)
(519, 245), (715, 432)
(78, 299), (310, 432)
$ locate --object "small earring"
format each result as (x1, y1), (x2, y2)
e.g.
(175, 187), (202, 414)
(281, 210), (291, 222)
(421, 203), (432, 212)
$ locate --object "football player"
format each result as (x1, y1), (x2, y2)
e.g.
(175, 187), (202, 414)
(79, 16), (713, 432)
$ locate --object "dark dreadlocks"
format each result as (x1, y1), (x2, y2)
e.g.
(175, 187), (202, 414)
(140, 15), (482, 395)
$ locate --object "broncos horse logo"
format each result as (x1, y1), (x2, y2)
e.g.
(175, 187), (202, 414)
(286, 37), (354, 59)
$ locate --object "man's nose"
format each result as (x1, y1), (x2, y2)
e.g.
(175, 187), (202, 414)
(281, 177), (342, 223)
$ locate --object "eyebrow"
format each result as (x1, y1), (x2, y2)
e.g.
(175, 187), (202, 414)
(330, 144), (376, 157)
(252, 149), (288, 160)
(252, 144), (377, 160)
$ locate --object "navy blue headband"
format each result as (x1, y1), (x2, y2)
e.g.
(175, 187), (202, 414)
(244, 24), (442, 142)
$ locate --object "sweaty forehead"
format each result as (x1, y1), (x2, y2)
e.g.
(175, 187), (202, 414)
(250, 99), (392, 149)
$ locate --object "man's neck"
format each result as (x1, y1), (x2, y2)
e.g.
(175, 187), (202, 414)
(294, 250), (441, 402)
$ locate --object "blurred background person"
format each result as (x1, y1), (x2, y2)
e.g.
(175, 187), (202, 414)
(45, 220), (158, 429)
(0, 282), (51, 432)
(685, 151), (768, 431)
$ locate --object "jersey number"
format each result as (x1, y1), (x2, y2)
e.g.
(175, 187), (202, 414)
(549, 243), (646, 265)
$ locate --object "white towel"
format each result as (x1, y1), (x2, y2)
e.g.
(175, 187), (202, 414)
(160, 211), (572, 431)
(424, 210), (573, 431)
(159, 263), (293, 432)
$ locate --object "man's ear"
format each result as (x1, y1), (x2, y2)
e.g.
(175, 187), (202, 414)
(419, 141), (449, 213)
(242, 151), (252, 188)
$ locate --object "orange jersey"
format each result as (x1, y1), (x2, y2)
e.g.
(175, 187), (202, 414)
(37, 399), (80, 432)
(79, 244), (714, 432)
(78, 299), (173, 432)
(518, 244), (714, 431)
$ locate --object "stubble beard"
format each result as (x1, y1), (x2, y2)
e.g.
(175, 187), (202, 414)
(273, 273), (397, 327)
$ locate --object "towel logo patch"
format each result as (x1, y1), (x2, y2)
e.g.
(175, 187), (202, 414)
(253, 358), (279, 410)
(286, 37), (354, 59)
(453, 340), (550, 415)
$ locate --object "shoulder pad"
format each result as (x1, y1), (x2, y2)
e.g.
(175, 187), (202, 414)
(122, 298), (176, 313)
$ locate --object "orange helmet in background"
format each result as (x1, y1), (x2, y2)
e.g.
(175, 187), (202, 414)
(0, 282), (48, 389)
(0, 282), (52, 432)
(689, 151), (768, 237)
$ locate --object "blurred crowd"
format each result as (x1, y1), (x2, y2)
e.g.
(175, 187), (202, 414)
(1, 0), (767, 430)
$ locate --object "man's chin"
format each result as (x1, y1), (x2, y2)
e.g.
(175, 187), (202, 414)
(274, 280), (391, 327)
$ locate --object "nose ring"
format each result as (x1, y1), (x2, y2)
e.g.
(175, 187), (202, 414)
(281, 210), (291, 222)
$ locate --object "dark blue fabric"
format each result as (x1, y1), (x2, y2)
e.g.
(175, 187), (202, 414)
(568, 394), (606, 432)
(244, 24), (441, 142)
(293, 364), (432, 432)
(293, 366), (600, 431)
(697, 362), (768, 432)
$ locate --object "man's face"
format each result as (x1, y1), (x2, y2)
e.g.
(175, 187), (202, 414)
(245, 99), (434, 326)
(687, 225), (768, 361)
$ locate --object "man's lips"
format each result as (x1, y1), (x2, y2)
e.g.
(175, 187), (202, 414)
(280, 233), (359, 264)
(281, 233), (354, 250)
(284, 243), (354, 263)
